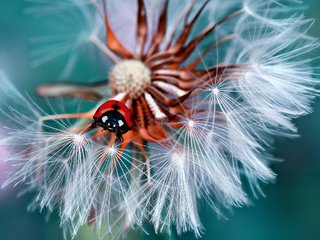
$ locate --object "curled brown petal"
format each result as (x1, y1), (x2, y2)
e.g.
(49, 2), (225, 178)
(146, 0), (210, 64)
(147, 85), (193, 107)
(136, 0), (148, 58)
(152, 76), (196, 91)
(147, 0), (169, 56)
(103, 1), (134, 59)
(165, 0), (210, 55)
(182, 34), (236, 71)
(152, 69), (195, 81)
(37, 81), (108, 100)
(147, 8), (244, 66)
(140, 97), (167, 140)
(164, 0), (196, 50)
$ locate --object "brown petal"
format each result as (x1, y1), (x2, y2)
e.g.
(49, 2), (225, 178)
(37, 81), (108, 100)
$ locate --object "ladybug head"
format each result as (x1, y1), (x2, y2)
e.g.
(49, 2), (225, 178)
(100, 106), (130, 133)
(91, 101), (132, 139)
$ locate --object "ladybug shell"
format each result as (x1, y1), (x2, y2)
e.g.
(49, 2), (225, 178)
(93, 100), (133, 128)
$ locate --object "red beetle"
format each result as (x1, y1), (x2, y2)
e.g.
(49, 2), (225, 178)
(91, 100), (132, 142)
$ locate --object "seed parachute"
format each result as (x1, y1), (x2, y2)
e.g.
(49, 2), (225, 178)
(1, 0), (318, 239)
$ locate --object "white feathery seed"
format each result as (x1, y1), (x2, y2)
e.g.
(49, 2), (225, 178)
(0, 0), (319, 239)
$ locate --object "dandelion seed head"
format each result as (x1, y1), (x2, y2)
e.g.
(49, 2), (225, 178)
(110, 60), (151, 99)
(188, 120), (195, 129)
(107, 145), (116, 156)
(212, 87), (220, 95)
(171, 150), (186, 168)
(72, 133), (86, 146)
(1, 0), (319, 239)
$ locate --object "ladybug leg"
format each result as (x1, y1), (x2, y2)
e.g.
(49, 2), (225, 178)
(90, 119), (99, 129)
(115, 130), (124, 143)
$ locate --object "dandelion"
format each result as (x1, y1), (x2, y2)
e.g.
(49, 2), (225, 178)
(1, 0), (318, 239)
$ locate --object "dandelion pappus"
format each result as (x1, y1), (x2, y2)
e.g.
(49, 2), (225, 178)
(1, 0), (318, 238)
(91, 100), (132, 142)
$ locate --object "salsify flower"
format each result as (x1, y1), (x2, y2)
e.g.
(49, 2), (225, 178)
(1, 0), (318, 238)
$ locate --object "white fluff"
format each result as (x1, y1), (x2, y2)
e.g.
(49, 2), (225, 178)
(1, 0), (319, 239)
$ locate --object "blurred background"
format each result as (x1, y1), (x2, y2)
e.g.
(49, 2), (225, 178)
(0, 0), (319, 240)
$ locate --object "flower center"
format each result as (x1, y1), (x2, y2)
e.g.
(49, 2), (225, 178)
(110, 60), (151, 99)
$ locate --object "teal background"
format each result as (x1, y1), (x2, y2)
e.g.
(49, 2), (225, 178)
(0, 1), (319, 240)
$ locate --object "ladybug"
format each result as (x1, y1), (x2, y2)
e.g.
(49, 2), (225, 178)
(91, 100), (132, 142)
